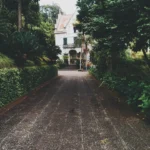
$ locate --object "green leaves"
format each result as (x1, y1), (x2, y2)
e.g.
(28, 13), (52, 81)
(90, 67), (150, 118)
(77, 0), (150, 69)
(10, 31), (39, 53)
(0, 0), (60, 66)
(139, 85), (150, 113)
(40, 4), (63, 24)
(0, 53), (15, 69)
(0, 65), (58, 107)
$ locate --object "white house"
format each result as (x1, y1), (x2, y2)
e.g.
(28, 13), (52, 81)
(55, 12), (85, 65)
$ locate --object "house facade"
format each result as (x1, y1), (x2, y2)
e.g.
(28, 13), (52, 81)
(55, 12), (90, 65)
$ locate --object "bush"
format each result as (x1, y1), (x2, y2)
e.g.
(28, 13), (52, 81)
(0, 65), (57, 107)
(56, 59), (67, 69)
(89, 67), (150, 118)
(33, 57), (49, 66)
(76, 59), (80, 68)
(0, 53), (15, 69)
(139, 85), (150, 117)
(7, 31), (42, 67)
(24, 60), (35, 67)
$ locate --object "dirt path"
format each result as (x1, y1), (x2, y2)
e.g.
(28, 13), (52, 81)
(0, 70), (150, 150)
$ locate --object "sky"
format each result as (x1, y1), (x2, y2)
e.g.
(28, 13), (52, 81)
(39, 0), (77, 14)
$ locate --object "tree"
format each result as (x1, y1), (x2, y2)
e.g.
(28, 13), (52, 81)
(40, 4), (63, 24)
(74, 32), (92, 70)
(3, 0), (40, 30)
(0, 0), (61, 66)
(77, 0), (150, 71)
(23, 0), (40, 29)
(33, 21), (61, 62)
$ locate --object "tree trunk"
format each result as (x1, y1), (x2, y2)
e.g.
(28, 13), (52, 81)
(18, 0), (22, 31)
(80, 48), (82, 70)
(79, 34), (84, 70)
(142, 49), (150, 69)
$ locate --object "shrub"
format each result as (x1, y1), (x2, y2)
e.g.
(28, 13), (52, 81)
(139, 85), (150, 117)
(0, 65), (57, 107)
(34, 57), (48, 66)
(7, 31), (42, 67)
(24, 60), (35, 67)
(89, 67), (150, 118)
(56, 59), (66, 69)
(0, 53), (15, 68)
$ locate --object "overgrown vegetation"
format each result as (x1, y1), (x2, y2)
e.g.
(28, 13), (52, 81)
(0, 53), (15, 68)
(0, 1), (61, 107)
(0, 65), (57, 107)
(56, 59), (67, 69)
(77, 0), (150, 118)
(0, 0), (61, 68)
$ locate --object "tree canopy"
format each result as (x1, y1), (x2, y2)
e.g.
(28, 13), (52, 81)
(40, 4), (63, 24)
(0, 0), (61, 67)
(77, 0), (150, 69)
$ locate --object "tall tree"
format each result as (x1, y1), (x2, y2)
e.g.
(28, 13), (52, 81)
(77, 0), (150, 70)
(18, 0), (22, 31)
(40, 4), (63, 24)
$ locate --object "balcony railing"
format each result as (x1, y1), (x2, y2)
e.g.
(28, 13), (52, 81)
(63, 44), (80, 49)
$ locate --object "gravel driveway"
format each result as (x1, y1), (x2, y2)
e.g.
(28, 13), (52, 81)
(0, 70), (150, 150)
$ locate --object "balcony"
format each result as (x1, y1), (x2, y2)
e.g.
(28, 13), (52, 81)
(63, 44), (80, 49)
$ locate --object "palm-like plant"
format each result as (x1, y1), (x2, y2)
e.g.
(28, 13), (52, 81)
(74, 33), (83, 70)
(74, 33), (93, 70)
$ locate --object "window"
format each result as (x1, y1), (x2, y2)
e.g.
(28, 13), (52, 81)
(63, 38), (67, 45)
(74, 27), (77, 33)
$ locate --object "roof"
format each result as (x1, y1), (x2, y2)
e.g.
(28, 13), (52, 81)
(55, 14), (73, 33)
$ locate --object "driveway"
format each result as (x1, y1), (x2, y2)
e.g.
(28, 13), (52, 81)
(0, 70), (150, 150)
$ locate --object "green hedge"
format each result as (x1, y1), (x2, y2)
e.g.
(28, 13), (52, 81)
(0, 65), (58, 107)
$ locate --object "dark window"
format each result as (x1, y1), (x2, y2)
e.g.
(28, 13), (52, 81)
(74, 27), (77, 33)
(63, 38), (67, 45)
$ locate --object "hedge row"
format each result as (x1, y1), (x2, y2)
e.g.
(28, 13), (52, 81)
(0, 65), (58, 107)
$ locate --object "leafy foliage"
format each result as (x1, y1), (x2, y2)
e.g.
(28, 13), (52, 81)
(78, 0), (150, 118)
(0, 53), (15, 68)
(89, 65), (150, 118)
(5, 31), (41, 66)
(0, 0), (60, 108)
(2, 0), (40, 29)
(40, 4), (63, 24)
(0, 65), (58, 107)
(0, 0), (61, 67)
(56, 59), (67, 69)
(77, 0), (150, 69)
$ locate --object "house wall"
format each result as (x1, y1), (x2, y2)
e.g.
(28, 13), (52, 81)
(55, 33), (77, 46)
(55, 13), (81, 60)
